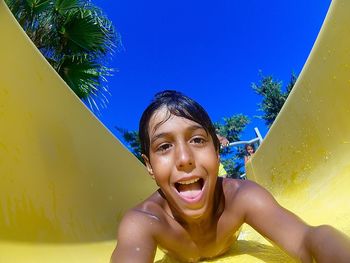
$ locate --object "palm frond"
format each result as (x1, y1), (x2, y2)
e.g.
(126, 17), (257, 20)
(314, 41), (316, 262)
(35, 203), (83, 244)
(60, 8), (115, 57)
(57, 56), (112, 101)
(26, 0), (53, 14)
(54, 0), (80, 14)
(6, 0), (118, 113)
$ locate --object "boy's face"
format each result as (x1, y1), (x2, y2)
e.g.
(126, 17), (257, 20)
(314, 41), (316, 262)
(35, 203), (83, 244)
(143, 109), (220, 220)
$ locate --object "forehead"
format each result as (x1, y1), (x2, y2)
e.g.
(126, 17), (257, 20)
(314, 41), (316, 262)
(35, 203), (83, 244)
(148, 108), (202, 135)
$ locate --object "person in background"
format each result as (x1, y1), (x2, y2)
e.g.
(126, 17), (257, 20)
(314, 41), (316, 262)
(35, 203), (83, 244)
(244, 143), (255, 165)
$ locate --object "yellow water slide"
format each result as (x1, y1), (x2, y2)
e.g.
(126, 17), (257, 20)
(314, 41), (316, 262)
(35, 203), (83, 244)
(0, 0), (349, 262)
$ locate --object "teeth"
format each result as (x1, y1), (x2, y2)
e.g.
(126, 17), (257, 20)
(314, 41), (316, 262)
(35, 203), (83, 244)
(178, 178), (200, 185)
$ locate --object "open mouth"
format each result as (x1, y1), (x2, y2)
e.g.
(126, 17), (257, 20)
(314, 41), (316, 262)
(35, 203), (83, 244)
(175, 178), (204, 200)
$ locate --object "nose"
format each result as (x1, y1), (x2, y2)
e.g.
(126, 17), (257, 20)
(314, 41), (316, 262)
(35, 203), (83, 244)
(175, 142), (194, 171)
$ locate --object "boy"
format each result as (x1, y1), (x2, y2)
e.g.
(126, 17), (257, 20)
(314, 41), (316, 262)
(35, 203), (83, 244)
(111, 90), (350, 262)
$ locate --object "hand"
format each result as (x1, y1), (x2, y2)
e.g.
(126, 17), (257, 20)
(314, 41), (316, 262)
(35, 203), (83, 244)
(217, 134), (229, 147)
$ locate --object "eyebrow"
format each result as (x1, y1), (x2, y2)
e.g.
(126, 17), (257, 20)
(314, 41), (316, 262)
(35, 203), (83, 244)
(150, 132), (168, 144)
(150, 124), (206, 144)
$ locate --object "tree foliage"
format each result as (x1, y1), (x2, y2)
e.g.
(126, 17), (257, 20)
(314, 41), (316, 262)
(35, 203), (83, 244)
(214, 114), (250, 178)
(115, 127), (143, 162)
(5, 0), (119, 112)
(252, 72), (297, 128)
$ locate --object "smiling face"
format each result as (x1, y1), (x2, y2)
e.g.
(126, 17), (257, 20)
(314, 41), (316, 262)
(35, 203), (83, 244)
(142, 108), (220, 221)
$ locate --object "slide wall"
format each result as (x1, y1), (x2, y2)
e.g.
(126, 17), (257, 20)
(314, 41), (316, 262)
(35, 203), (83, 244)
(1, 0), (349, 262)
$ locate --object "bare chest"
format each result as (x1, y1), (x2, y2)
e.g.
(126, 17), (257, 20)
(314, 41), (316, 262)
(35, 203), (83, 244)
(157, 220), (240, 262)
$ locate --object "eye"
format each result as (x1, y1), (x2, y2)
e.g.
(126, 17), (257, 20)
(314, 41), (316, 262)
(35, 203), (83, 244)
(156, 143), (172, 152)
(191, 137), (206, 144)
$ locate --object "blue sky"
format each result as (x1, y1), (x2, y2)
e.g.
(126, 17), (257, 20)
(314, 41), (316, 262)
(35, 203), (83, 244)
(93, 0), (331, 142)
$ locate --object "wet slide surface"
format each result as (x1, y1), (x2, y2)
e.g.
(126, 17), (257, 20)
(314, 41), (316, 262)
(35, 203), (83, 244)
(1, 0), (349, 262)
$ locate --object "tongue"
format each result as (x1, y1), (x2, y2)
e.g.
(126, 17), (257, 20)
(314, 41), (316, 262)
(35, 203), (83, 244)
(177, 181), (202, 199)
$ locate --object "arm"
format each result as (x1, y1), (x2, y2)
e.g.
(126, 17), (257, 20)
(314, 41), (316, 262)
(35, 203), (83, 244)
(244, 155), (249, 164)
(110, 210), (157, 263)
(303, 225), (350, 263)
(238, 181), (350, 262)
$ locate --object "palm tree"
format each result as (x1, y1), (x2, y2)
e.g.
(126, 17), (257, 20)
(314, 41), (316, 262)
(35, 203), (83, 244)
(5, 0), (118, 112)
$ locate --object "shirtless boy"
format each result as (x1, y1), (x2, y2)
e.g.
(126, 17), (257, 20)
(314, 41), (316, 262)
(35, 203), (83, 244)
(111, 90), (350, 262)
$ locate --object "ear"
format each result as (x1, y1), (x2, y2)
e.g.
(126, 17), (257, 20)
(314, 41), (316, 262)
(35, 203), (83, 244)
(142, 154), (155, 179)
(216, 148), (220, 163)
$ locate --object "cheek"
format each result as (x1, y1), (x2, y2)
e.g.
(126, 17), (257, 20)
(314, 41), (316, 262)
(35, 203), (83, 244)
(150, 156), (172, 180)
(200, 150), (220, 171)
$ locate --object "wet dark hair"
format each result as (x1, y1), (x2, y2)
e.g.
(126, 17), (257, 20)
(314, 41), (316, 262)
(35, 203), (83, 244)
(139, 90), (220, 158)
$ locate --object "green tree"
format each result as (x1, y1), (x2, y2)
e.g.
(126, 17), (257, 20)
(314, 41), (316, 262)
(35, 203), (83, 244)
(214, 114), (250, 178)
(252, 72), (297, 128)
(115, 127), (143, 162)
(117, 114), (250, 179)
(5, 0), (118, 112)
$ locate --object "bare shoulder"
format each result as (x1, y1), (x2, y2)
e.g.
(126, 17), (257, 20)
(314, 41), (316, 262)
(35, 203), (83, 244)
(111, 192), (168, 263)
(119, 192), (169, 235)
(223, 179), (310, 260)
(221, 178), (265, 201)
(223, 178), (271, 198)
(221, 179), (278, 216)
